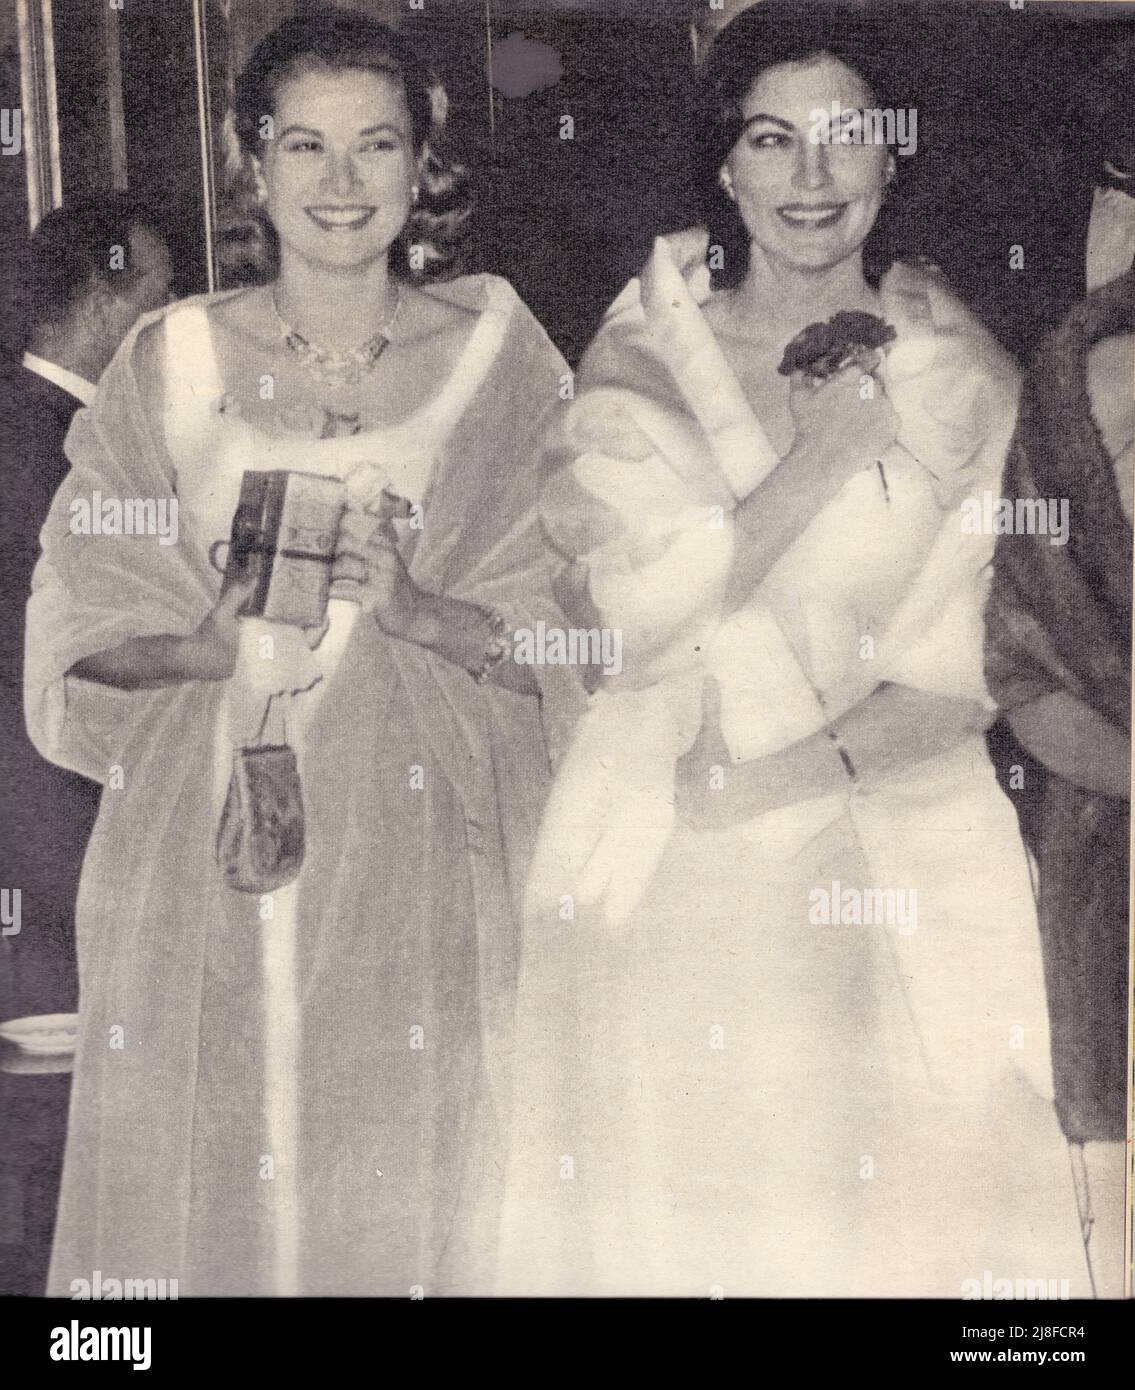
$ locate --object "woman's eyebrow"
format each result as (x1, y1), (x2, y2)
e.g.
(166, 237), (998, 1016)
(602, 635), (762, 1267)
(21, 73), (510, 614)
(276, 121), (406, 140)
(741, 113), (795, 132)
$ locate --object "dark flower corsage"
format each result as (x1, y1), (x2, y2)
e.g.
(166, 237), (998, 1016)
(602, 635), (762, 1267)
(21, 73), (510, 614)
(777, 311), (897, 383)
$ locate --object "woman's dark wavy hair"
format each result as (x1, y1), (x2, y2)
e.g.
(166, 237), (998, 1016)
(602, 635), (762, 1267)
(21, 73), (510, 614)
(697, 0), (913, 290)
(228, 9), (471, 284)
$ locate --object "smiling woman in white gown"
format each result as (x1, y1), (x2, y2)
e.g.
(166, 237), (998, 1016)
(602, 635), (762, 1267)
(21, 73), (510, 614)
(25, 13), (576, 1296)
(493, 2), (1090, 1297)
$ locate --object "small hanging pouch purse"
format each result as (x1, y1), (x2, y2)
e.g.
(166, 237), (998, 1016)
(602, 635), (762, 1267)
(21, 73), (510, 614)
(215, 682), (321, 894)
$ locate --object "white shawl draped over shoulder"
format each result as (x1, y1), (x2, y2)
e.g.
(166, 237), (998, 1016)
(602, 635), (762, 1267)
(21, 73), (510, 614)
(528, 227), (1021, 930)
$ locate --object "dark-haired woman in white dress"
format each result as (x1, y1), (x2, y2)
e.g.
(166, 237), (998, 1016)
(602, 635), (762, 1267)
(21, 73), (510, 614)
(496, 2), (1089, 1297)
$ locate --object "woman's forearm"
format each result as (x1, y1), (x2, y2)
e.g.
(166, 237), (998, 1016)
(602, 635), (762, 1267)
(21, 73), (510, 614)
(72, 596), (544, 697)
(68, 635), (199, 690)
(723, 683), (992, 816)
(724, 438), (871, 612)
(400, 591), (539, 695)
(1008, 692), (1130, 798)
(826, 682), (993, 784)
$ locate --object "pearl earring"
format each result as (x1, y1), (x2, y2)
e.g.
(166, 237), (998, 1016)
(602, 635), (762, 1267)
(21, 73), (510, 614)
(411, 185), (420, 203)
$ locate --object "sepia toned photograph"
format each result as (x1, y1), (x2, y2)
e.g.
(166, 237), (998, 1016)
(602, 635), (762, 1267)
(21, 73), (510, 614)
(0, 0), (1131, 1356)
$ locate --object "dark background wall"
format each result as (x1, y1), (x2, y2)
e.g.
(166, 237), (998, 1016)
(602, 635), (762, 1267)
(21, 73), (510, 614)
(443, 0), (1135, 365)
(397, 0), (1135, 365)
(5, 1), (1135, 365)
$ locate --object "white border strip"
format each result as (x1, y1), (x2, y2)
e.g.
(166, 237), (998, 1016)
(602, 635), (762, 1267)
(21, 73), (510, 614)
(191, 0), (218, 292)
(16, 0), (62, 229)
(104, 4), (128, 191)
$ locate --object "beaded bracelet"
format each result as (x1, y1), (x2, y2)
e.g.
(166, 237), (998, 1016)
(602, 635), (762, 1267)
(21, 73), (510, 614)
(472, 611), (513, 685)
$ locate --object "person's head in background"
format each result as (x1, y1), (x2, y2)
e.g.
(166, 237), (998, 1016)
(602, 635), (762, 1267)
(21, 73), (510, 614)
(690, 0), (763, 67)
(1039, 32), (1135, 319)
(1073, 35), (1135, 293)
(21, 192), (173, 385)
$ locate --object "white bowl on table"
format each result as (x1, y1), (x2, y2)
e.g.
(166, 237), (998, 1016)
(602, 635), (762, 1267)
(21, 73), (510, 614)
(0, 1013), (79, 1059)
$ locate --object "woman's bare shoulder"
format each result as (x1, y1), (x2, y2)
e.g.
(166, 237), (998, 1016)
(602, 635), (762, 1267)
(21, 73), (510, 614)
(396, 279), (482, 345)
(116, 289), (259, 426)
(201, 284), (278, 351)
(130, 288), (265, 364)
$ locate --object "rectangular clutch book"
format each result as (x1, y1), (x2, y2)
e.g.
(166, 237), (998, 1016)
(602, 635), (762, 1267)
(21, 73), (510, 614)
(220, 469), (347, 628)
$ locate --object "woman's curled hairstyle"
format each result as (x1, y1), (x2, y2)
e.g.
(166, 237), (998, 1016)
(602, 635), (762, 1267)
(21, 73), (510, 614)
(228, 9), (472, 283)
(696, 0), (910, 290)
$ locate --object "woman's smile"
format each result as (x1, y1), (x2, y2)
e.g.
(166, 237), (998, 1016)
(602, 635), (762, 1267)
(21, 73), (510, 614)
(723, 55), (891, 274)
(776, 201), (849, 229)
(258, 68), (417, 271)
(305, 205), (378, 232)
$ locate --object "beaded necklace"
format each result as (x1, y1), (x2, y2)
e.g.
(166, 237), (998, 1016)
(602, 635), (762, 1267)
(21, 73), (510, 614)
(273, 287), (401, 390)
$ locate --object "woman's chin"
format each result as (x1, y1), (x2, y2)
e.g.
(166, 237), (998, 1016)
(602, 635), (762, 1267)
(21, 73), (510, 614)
(280, 233), (396, 274)
(754, 235), (867, 277)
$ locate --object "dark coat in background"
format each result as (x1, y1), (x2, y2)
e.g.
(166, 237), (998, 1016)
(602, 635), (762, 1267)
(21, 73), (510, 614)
(0, 363), (101, 1019)
(985, 271), (1133, 1143)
